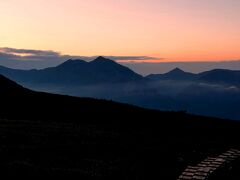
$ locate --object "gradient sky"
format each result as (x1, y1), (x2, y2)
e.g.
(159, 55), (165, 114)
(1, 0), (240, 62)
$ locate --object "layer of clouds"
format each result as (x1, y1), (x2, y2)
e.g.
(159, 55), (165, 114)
(0, 47), (60, 57)
(0, 47), (159, 69)
(0, 47), (239, 74)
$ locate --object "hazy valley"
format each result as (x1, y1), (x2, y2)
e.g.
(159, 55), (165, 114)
(1, 73), (240, 178)
(1, 57), (239, 120)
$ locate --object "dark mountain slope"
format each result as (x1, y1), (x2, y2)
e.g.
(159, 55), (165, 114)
(0, 74), (29, 95)
(0, 65), (36, 83)
(0, 74), (146, 121)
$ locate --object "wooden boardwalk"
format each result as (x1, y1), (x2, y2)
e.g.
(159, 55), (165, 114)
(178, 149), (240, 180)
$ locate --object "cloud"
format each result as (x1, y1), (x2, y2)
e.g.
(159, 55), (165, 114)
(0, 47), (160, 69)
(0, 47), (73, 69)
(0, 47), (60, 57)
(0, 47), (70, 62)
(0, 47), (159, 61)
(0, 52), (17, 59)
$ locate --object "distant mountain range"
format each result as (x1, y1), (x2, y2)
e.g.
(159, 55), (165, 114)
(0, 56), (143, 85)
(0, 56), (240, 120)
(198, 69), (240, 86)
(0, 56), (239, 86)
(147, 68), (240, 86)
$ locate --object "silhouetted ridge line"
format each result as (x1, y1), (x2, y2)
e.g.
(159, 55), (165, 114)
(0, 56), (143, 85)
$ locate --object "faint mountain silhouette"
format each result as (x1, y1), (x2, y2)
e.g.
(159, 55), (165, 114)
(146, 68), (240, 87)
(147, 68), (197, 81)
(198, 69), (240, 86)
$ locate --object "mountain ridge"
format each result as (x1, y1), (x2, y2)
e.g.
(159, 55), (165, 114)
(1, 58), (239, 86)
(146, 67), (197, 81)
(0, 56), (143, 85)
(147, 68), (240, 85)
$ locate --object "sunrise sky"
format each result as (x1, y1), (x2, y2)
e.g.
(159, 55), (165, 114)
(1, 0), (240, 63)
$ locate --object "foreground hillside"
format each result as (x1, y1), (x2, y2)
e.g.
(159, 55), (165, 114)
(1, 75), (240, 178)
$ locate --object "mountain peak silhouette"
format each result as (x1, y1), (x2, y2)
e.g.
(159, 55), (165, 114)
(147, 67), (196, 80)
(167, 68), (185, 74)
(95, 56), (106, 60)
(0, 57), (143, 85)
(91, 56), (115, 64)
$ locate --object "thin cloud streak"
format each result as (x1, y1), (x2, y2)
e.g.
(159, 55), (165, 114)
(0, 47), (60, 57)
(0, 47), (159, 61)
(0, 47), (161, 70)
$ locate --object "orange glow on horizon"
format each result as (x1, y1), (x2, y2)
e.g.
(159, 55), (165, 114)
(117, 59), (240, 64)
(0, 0), (240, 62)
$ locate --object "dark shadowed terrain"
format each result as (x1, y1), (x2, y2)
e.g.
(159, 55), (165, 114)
(1, 75), (240, 178)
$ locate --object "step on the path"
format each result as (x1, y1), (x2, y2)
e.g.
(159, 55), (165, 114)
(177, 149), (240, 180)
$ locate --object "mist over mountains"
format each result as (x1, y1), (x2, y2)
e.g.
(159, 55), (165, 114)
(0, 56), (239, 120)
